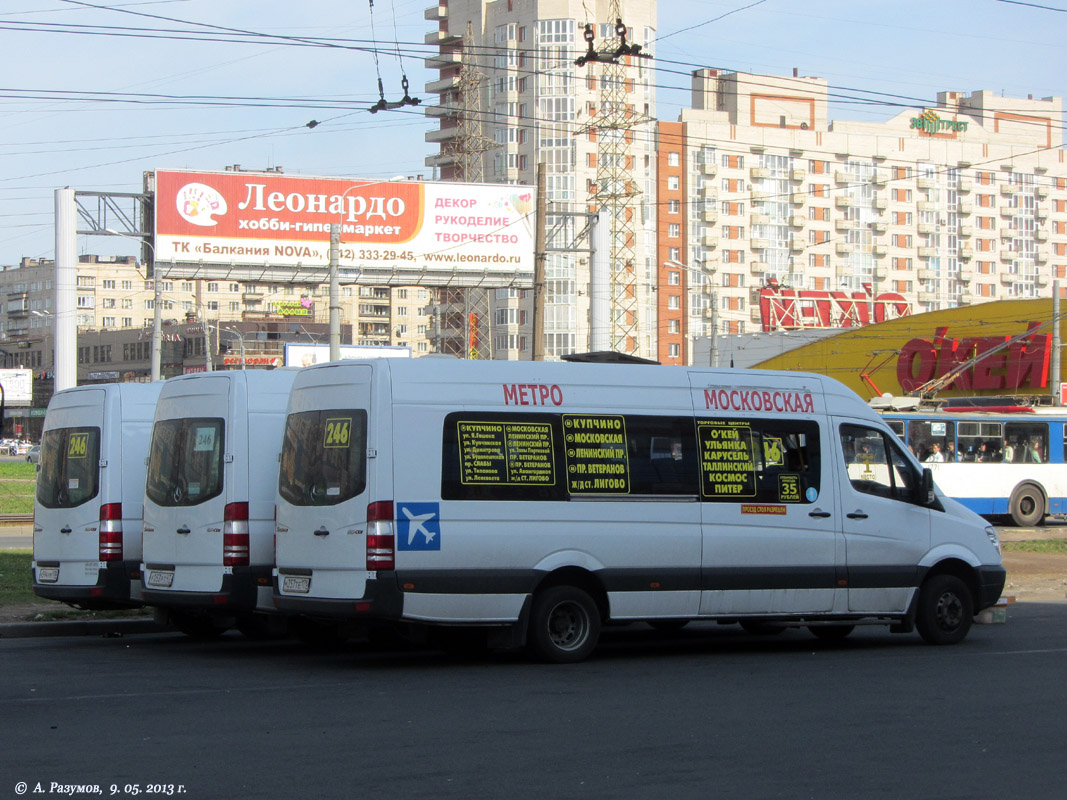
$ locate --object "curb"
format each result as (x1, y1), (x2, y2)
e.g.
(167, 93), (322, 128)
(0, 618), (167, 640)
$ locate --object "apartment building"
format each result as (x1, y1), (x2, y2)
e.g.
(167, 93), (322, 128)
(424, 0), (659, 360)
(656, 69), (1065, 365)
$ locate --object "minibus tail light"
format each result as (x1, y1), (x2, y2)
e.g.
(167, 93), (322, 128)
(98, 503), (123, 562)
(366, 501), (394, 571)
(223, 502), (250, 567)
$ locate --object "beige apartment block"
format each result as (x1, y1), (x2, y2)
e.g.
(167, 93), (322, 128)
(425, 0), (660, 360)
(656, 68), (1065, 365)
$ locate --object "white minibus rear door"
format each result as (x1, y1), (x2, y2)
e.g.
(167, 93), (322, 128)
(276, 365), (374, 603)
(833, 418), (932, 613)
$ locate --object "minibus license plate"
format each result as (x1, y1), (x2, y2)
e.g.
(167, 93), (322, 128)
(283, 575), (311, 594)
(37, 567), (59, 583)
(148, 571), (174, 588)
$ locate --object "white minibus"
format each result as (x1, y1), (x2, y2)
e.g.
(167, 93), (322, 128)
(273, 358), (1005, 662)
(141, 369), (297, 638)
(33, 382), (162, 608)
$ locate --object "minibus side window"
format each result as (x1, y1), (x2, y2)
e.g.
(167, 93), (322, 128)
(696, 419), (821, 504)
(36, 426), (101, 509)
(278, 410), (368, 506)
(441, 412), (565, 501)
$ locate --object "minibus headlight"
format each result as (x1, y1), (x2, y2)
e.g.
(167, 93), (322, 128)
(985, 526), (1000, 553)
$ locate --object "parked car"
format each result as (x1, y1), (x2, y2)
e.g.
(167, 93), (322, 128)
(25, 445), (41, 464)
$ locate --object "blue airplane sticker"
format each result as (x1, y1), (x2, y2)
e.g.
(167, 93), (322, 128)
(396, 502), (441, 551)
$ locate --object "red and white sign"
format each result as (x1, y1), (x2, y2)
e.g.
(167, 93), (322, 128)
(153, 170), (534, 279)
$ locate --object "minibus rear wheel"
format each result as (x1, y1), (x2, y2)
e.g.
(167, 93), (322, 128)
(528, 585), (601, 663)
(915, 574), (973, 645)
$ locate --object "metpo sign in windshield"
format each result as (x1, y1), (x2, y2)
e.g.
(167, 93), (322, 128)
(153, 169), (534, 276)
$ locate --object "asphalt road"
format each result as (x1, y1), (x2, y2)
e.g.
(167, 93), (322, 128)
(2, 603), (1066, 800)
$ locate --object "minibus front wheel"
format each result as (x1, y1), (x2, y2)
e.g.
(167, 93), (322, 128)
(527, 585), (601, 663)
(915, 573), (973, 645)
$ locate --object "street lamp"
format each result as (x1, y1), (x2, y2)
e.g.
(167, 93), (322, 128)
(223, 326), (246, 370)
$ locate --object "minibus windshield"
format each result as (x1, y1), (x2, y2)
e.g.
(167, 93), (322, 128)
(36, 426), (101, 509)
(278, 409), (368, 506)
(145, 418), (225, 506)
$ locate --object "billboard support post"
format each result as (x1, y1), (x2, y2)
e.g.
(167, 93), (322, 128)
(329, 224), (341, 362)
(54, 188), (77, 392)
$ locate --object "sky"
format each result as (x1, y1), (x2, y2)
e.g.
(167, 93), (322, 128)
(0, 0), (1064, 268)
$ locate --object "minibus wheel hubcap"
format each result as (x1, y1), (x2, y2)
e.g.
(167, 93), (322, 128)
(548, 601), (588, 650)
(935, 591), (964, 630)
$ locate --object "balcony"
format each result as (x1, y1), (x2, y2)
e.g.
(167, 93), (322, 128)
(424, 51), (462, 70)
(958, 203), (973, 215)
(958, 270), (975, 282)
(750, 261), (768, 274)
(750, 308), (763, 322)
(425, 103), (460, 118)
(917, 177), (936, 189)
(1036, 229), (1049, 242)
(918, 268), (938, 281)
(750, 167), (770, 179)
(871, 221), (888, 233)
(835, 264), (855, 278)
(1036, 186), (1049, 199)
(425, 126), (461, 144)
(790, 168), (807, 182)
(1000, 272), (1017, 284)
(790, 240), (805, 252)
(702, 162), (718, 177)
(702, 232), (718, 248)
(425, 29), (461, 46)
(703, 210), (718, 224)
(1000, 251), (1016, 263)
(872, 169), (887, 186)
(958, 226), (974, 237)
(873, 197), (888, 210)
(834, 196), (853, 208)
(835, 242), (854, 255)
(750, 213), (770, 226)
(918, 291), (939, 303)
(918, 223), (935, 234)
(916, 201), (935, 212)
(424, 4), (447, 20)
(835, 219), (857, 232)
(1036, 251), (1048, 264)
(873, 245), (888, 257)
(957, 179), (974, 193)
(959, 247), (975, 260)
(1037, 274), (1049, 286)
(874, 266), (888, 279)
(918, 247), (936, 258)
(958, 294), (974, 305)
(1000, 207), (1017, 218)
(1000, 229), (1016, 241)
(751, 238), (770, 250)
(425, 75), (459, 94)
(834, 170), (855, 184)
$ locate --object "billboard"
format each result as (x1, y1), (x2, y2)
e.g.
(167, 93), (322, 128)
(284, 344), (412, 368)
(753, 299), (1058, 400)
(152, 170), (534, 287)
(0, 368), (32, 407)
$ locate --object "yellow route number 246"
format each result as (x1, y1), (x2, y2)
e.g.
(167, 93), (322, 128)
(323, 418), (352, 449)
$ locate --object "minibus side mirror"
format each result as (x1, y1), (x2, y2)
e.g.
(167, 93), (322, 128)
(918, 468), (935, 506)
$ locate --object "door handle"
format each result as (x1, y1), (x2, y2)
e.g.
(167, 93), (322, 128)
(313, 527), (330, 537)
(60, 527), (72, 534)
(846, 511), (869, 520)
(176, 526), (191, 534)
(808, 509), (831, 518)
